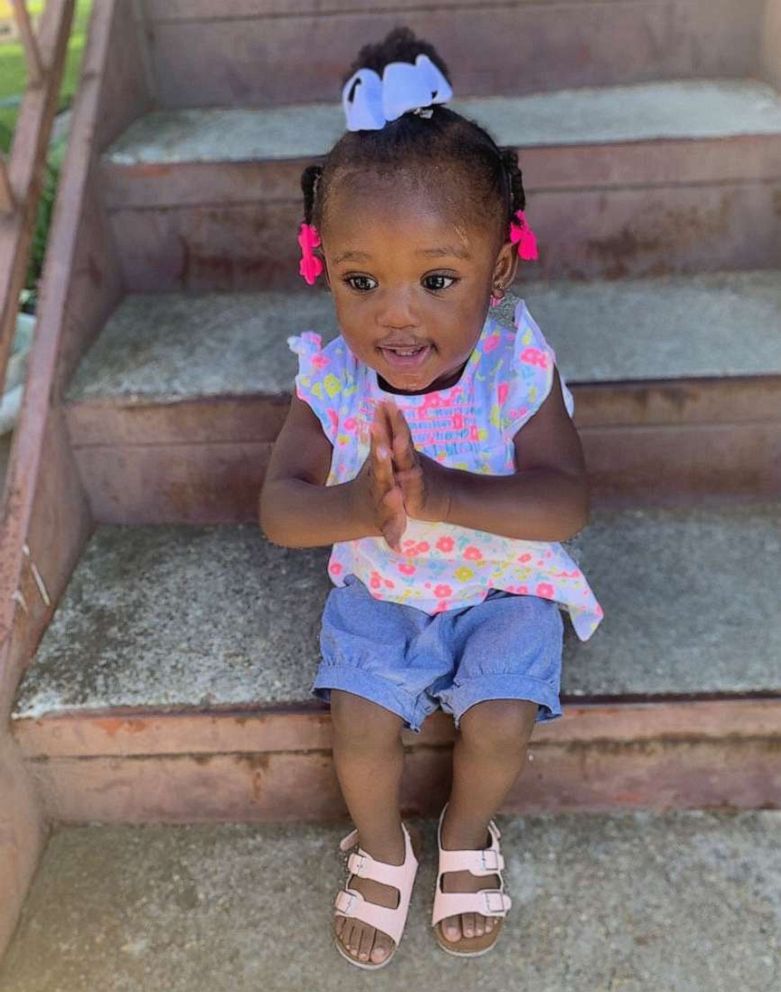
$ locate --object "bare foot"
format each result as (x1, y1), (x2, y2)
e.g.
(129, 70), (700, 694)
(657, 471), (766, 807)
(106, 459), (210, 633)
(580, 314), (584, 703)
(335, 825), (415, 966)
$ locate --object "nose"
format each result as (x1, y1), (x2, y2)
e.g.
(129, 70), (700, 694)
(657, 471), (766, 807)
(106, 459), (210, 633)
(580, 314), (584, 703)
(374, 287), (420, 332)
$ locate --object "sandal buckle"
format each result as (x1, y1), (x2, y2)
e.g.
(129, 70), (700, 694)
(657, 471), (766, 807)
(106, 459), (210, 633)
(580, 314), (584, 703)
(481, 849), (502, 872)
(335, 890), (357, 914)
(483, 891), (510, 915)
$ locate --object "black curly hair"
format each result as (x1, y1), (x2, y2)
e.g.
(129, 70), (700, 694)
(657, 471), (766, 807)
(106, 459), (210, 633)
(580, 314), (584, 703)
(300, 27), (527, 246)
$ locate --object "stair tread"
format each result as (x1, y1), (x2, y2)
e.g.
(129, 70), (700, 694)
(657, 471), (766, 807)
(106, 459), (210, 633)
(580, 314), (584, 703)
(104, 78), (781, 165)
(2, 812), (780, 991)
(66, 272), (781, 405)
(12, 504), (781, 721)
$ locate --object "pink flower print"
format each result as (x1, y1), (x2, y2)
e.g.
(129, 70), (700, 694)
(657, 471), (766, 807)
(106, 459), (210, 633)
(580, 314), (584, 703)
(370, 571), (382, 590)
(434, 584), (453, 598)
(327, 409), (339, 434)
(464, 546), (483, 561)
(483, 332), (501, 353)
(433, 600), (450, 613)
(310, 353), (329, 369)
(329, 562), (342, 576)
(517, 585), (529, 595)
(497, 382), (509, 405)
(469, 425), (480, 442)
(452, 413), (464, 430)
(398, 563), (416, 576)
(536, 582), (555, 599)
(517, 553), (532, 563)
(384, 579), (395, 589)
(436, 536), (455, 553)
(417, 542), (430, 554)
(343, 417), (357, 432)
(520, 347), (549, 368)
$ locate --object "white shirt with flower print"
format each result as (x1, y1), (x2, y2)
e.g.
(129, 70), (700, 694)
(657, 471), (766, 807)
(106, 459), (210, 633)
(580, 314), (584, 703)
(288, 300), (603, 641)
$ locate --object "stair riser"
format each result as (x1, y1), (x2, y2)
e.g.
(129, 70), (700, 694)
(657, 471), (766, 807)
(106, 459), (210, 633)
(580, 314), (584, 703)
(15, 699), (781, 759)
(140, 0), (762, 109)
(65, 380), (781, 522)
(24, 737), (781, 822)
(67, 423), (781, 523)
(106, 178), (781, 292)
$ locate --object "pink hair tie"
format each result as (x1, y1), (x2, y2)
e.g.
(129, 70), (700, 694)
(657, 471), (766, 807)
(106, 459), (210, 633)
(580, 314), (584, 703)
(298, 222), (324, 285)
(510, 210), (538, 260)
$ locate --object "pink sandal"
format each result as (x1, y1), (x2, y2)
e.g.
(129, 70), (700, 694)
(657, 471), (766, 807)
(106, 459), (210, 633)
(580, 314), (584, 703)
(334, 821), (419, 970)
(431, 804), (511, 956)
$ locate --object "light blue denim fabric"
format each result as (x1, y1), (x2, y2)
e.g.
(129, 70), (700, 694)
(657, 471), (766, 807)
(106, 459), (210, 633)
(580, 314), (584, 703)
(314, 574), (563, 733)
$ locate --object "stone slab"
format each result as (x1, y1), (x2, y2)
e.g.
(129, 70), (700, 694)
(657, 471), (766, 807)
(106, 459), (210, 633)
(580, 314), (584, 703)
(65, 272), (781, 405)
(104, 80), (781, 165)
(1, 812), (779, 991)
(11, 504), (781, 720)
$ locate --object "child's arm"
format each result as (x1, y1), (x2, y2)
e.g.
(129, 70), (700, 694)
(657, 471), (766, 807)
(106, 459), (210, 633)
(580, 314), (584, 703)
(383, 366), (589, 542)
(259, 395), (407, 550)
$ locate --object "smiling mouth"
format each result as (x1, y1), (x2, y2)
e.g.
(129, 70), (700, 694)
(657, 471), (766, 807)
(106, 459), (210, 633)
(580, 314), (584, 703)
(378, 343), (433, 370)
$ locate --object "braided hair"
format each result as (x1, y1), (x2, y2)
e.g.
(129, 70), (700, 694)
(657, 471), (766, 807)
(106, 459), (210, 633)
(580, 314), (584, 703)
(300, 27), (527, 244)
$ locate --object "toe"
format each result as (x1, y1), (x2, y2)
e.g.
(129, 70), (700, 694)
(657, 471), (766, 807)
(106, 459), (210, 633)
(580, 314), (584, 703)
(357, 924), (374, 963)
(461, 912), (476, 938)
(442, 914), (461, 942)
(371, 932), (393, 964)
(334, 916), (344, 937)
(473, 913), (485, 937)
(486, 917), (495, 932)
(345, 922), (360, 956)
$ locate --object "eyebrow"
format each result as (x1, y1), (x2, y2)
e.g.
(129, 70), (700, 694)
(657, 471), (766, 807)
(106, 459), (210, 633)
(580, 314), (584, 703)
(333, 249), (371, 264)
(417, 245), (471, 260)
(333, 245), (471, 265)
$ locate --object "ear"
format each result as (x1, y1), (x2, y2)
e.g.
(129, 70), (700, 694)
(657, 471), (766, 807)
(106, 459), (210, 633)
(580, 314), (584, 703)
(492, 239), (518, 290)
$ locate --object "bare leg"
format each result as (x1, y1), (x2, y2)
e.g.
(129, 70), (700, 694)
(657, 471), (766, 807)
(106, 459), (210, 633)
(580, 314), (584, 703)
(439, 698), (538, 942)
(330, 690), (407, 965)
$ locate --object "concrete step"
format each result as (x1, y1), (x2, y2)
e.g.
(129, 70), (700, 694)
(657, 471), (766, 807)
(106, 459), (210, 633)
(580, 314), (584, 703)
(1, 812), (780, 991)
(100, 79), (781, 290)
(64, 274), (781, 523)
(139, 0), (764, 109)
(11, 505), (781, 822)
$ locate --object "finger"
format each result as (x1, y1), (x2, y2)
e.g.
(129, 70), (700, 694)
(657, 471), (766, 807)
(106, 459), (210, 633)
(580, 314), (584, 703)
(387, 404), (417, 472)
(381, 486), (407, 551)
(370, 431), (395, 492)
(372, 402), (394, 454)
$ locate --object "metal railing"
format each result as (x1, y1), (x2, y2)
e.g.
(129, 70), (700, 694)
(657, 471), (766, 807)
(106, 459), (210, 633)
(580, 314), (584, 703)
(0, 0), (74, 418)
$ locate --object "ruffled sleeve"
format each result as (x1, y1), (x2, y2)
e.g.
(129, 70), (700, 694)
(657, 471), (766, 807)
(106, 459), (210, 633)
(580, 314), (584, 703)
(287, 332), (355, 444)
(499, 300), (574, 437)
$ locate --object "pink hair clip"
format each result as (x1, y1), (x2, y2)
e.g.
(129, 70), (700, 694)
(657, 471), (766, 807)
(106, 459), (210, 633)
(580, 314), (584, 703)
(510, 210), (538, 260)
(298, 222), (324, 285)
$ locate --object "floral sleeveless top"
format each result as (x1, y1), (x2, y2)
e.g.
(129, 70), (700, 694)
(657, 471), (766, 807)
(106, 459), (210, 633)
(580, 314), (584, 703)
(288, 300), (603, 641)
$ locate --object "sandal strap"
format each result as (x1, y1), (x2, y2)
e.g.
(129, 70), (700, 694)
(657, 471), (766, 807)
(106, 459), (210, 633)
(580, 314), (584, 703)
(335, 888), (409, 946)
(436, 846), (505, 876)
(436, 816), (504, 877)
(432, 889), (511, 927)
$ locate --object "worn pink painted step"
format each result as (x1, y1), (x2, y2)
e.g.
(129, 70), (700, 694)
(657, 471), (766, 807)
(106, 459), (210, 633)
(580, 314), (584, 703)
(99, 79), (781, 291)
(10, 505), (781, 822)
(62, 274), (781, 524)
(137, 0), (764, 109)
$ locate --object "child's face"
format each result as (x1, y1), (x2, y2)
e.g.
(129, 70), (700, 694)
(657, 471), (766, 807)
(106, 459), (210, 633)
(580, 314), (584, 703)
(321, 173), (516, 394)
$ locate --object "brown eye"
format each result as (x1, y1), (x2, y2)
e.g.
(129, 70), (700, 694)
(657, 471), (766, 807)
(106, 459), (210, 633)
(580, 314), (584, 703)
(345, 275), (377, 292)
(423, 274), (457, 291)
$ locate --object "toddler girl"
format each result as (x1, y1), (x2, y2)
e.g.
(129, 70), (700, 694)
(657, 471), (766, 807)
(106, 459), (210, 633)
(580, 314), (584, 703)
(260, 27), (603, 970)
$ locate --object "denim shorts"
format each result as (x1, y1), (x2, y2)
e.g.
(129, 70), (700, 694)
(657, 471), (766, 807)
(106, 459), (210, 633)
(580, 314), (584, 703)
(314, 574), (564, 733)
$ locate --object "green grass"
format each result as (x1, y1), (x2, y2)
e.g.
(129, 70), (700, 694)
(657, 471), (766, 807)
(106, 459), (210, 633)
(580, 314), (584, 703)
(0, 0), (93, 152)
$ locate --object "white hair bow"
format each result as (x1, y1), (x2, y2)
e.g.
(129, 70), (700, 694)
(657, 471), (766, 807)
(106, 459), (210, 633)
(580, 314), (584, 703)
(342, 54), (453, 132)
